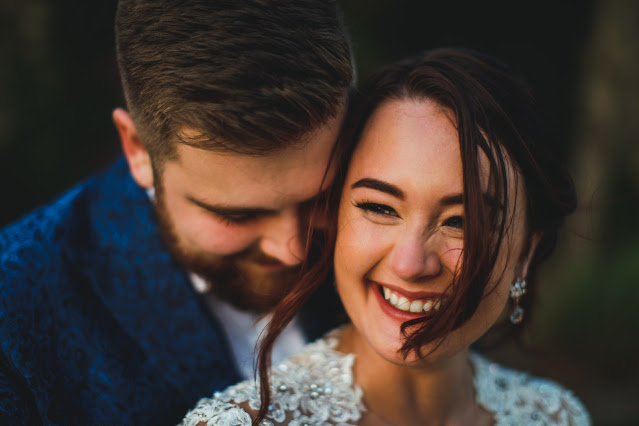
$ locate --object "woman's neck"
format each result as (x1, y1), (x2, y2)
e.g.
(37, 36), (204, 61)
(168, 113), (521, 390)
(337, 324), (492, 426)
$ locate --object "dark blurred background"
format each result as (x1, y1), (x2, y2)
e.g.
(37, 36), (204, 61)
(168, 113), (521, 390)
(2, 1), (638, 423)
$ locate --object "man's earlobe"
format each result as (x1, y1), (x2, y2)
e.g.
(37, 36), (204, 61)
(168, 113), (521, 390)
(113, 108), (154, 189)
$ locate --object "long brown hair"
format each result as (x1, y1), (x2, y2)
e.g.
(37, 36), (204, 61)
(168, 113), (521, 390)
(253, 48), (576, 424)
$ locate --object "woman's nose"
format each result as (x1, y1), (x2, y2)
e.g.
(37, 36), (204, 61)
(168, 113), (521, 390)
(390, 233), (441, 282)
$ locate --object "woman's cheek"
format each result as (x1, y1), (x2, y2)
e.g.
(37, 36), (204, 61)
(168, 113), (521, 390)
(338, 211), (373, 246)
(439, 239), (464, 272)
(343, 217), (391, 270)
(336, 215), (369, 273)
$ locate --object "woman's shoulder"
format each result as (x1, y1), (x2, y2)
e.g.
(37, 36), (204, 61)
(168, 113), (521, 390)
(180, 394), (255, 426)
(471, 353), (591, 426)
(180, 329), (365, 425)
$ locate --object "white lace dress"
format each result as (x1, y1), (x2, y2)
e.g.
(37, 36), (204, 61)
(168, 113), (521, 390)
(180, 331), (590, 426)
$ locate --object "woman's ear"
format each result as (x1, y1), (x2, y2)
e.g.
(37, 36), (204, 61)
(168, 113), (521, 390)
(113, 108), (154, 189)
(519, 231), (543, 279)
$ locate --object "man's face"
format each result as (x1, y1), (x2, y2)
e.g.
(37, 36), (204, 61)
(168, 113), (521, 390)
(152, 113), (343, 312)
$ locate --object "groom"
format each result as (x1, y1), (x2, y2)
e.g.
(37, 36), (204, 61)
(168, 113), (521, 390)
(0, 0), (353, 424)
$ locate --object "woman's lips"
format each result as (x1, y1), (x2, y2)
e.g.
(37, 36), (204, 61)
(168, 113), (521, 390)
(370, 280), (445, 319)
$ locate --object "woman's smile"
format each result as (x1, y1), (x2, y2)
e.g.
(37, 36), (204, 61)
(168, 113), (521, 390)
(372, 280), (444, 315)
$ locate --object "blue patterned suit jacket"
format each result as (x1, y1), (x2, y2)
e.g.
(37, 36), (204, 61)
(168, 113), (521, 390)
(0, 158), (342, 425)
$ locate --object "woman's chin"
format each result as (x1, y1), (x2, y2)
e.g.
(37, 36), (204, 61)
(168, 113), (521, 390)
(357, 320), (427, 367)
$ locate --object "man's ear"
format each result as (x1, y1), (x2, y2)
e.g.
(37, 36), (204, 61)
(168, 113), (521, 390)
(519, 231), (543, 279)
(113, 108), (154, 189)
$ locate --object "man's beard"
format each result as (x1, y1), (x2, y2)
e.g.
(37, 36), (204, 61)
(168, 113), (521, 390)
(153, 184), (301, 313)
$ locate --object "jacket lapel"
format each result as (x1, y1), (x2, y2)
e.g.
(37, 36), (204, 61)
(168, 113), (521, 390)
(69, 159), (240, 406)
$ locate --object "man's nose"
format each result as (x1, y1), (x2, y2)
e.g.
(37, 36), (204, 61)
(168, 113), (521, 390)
(259, 208), (304, 266)
(390, 232), (441, 282)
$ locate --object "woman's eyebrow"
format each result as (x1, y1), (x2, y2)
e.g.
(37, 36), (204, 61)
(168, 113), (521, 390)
(351, 179), (502, 209)
(439, 194), (463, 206)
(351, 178), (405, 200)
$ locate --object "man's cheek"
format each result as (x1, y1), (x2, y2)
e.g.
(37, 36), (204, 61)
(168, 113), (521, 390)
(185, 219), (259, 255)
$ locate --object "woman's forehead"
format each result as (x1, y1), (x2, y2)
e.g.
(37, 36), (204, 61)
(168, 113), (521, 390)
(352, 98), (527, 213)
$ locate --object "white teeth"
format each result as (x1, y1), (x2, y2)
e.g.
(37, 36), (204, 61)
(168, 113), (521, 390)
(423, 300), (433, 312)
(381, 285), (442, 314)
(390, 293), (398, 305)
(409, 300), (423, 313)
(397, 297), (410, 311)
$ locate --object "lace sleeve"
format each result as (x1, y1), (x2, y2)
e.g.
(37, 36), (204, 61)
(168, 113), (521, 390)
(180, 396), (258, 426)
(550, 390), (591, 426)
(472, 353), (591, 426)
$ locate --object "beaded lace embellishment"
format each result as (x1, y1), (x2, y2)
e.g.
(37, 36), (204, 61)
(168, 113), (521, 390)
(181, 331), (590, 425)
(472, 354), (590, 425)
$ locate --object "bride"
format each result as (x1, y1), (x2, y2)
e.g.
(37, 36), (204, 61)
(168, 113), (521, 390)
(181, 48), (590, 425)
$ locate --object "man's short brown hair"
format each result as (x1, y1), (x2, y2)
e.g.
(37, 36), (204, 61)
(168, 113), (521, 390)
(115, 0), (354, 163)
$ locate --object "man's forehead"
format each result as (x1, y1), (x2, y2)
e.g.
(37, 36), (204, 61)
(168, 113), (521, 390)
(172, 106), (342, 182)
(175, 103), (345, 159)
(164, 136), (336, 207)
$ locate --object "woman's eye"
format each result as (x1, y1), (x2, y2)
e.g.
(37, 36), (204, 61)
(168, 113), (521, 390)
(354, 201), (398, 218)
(443, 216), (463, 229)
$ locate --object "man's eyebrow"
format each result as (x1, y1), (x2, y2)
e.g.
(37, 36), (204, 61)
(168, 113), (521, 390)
(351, 178), (405, 200)
(186, 196), (277, 216)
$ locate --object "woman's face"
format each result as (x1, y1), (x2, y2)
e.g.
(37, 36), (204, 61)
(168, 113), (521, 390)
(334, 98), (532, 366)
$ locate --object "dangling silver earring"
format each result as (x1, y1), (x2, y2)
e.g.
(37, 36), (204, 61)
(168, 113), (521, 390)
(509, 278), (527, 325)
